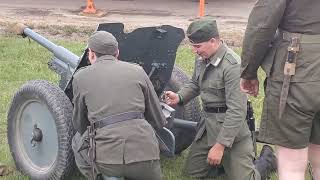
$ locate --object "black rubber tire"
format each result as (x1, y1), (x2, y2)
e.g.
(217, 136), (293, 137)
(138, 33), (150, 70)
(165, 66), (201, 154)
(7, 80), (75, 180)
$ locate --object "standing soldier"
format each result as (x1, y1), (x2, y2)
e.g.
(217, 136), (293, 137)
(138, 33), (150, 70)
(165, 17), (276, 180)
(71, 31), (166, 180)
(240, 0), (320, 179)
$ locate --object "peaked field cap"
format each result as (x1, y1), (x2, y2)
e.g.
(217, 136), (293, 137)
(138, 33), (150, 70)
(88, 31), (118, 55)
(187, 17), (219, 44)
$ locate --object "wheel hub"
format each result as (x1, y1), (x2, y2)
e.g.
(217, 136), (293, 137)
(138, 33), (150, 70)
(31, 124), (43, 147)
(17, 100), (59, 170)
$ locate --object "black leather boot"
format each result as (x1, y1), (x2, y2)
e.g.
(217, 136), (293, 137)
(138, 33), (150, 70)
(254, 145), (277, 180)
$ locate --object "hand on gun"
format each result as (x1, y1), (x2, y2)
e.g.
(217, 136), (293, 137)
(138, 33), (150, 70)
(162, 91), (179, 107)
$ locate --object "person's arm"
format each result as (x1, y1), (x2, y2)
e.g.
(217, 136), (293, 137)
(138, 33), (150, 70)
(72, 77), (89, 135)
(140, 70), (167, 130)
(241, 0), (287, 79)
(216, 64), (247, 147)
(177, 59), (201, 104)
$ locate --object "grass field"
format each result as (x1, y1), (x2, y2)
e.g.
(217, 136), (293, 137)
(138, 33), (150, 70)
(0, 34), (312, 180)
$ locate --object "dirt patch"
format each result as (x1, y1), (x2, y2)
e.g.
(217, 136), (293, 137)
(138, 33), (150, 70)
(108, 9), (172, 16)
(15, 8), (51, 16)
(0, 1), (249, 47)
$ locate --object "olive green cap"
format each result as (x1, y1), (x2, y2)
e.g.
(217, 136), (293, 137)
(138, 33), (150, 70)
(186, 17), (219, 43)
(88, 31), (118, 55)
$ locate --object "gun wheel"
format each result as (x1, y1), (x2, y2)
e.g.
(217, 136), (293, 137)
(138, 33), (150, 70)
(7, 80), (75, 180)
(166, 66), (202, 154)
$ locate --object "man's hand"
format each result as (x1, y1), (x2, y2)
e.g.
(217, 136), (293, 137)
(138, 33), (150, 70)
(207, 143), (225, 166)
(240, 78), (259, 97)
(163, 91), (180, 107)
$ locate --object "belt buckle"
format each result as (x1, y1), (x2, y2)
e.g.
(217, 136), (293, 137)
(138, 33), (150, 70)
(92, 121), (99, 129)
(282, 32), (291, 41)
(216, 107), (221, 113)
(282, 32), (286, 41)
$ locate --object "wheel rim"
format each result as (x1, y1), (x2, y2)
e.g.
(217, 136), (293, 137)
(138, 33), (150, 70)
(16, 99), (59, 172)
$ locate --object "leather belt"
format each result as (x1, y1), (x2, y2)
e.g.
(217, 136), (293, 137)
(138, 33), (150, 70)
(93, 111), (144, 129)
(204, 106), (227, 113)
(279, 29), (320, 43)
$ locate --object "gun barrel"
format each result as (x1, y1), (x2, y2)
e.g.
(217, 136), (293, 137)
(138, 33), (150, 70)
(173, 118), (198, 129)
(22, 27), (79, 69)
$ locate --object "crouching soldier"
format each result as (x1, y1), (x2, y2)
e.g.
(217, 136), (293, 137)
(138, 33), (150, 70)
(71, 31), (167, 180)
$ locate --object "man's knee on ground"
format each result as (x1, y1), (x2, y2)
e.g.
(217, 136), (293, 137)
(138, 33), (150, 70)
(100, 175), (124, 180)
(183, 163), (222, 178)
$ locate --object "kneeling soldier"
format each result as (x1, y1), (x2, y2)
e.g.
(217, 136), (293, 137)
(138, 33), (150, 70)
(165, 17), (276, 180)
(71, 31), (166, 180)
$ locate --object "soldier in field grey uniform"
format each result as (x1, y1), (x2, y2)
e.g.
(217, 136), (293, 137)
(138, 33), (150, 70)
(71, 31), (167, 180)
(165, 17), (276, 180)
(240, 0), (320, 179)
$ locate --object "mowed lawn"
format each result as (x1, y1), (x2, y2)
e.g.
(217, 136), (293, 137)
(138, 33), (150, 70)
(0, 35), (311, 180)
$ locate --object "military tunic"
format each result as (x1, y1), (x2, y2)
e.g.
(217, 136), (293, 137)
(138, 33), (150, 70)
(180, 43), (260, 180)
(241, 0), (320, 148)
(71, 55), (166, 179)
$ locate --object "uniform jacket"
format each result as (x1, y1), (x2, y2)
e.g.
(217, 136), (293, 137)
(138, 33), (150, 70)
(72, 55), (167, 164)
(179, 44), (250, 147)
(241, 0), (320, 81)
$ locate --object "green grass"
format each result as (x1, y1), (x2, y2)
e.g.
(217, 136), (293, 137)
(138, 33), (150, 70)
(0, 35), (312, 180)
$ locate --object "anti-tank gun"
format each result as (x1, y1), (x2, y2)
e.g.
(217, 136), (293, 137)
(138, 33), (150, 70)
(7, 23), (201, 179)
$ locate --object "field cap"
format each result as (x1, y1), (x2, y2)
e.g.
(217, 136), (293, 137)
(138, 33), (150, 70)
(88, 31), (118, 55)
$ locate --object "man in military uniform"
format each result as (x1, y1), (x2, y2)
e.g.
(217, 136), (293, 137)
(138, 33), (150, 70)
(165, 17), (276, 180)
(71, 31), (167, 180)
(240, 0), (320, 179)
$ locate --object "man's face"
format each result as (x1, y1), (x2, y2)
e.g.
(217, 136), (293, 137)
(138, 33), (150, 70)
(190, 38), (217, 59)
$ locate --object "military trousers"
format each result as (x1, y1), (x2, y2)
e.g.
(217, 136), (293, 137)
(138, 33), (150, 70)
(72, 132), (162, 180)
(184, 131), (260, 180)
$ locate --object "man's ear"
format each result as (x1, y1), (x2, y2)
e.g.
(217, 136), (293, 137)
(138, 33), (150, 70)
(88, 48), (93, 58)
(210, 38), (216, 43)
(88, 48), (97, 64)
(115, 49), (120, 59)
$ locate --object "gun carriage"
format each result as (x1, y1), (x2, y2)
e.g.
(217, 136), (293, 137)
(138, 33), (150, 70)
(7, 23), (259, 179)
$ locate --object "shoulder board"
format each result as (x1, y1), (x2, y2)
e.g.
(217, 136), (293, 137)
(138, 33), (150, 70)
(225, 52), (240, 65)
(78, 66), (88, 70)
(72, 66), (89, 78)
(74, 66), (88, 73)
(126, 62), (144, 68)
(128, 62), (142, 67)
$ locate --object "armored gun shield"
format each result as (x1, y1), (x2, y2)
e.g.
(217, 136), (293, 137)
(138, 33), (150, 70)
(71, 23), (185, 95)
(97, 23), (183, 95)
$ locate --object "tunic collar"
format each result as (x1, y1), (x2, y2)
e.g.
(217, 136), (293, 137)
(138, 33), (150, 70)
(96, 55), (117, 62)
(206, 43), (227, 67)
